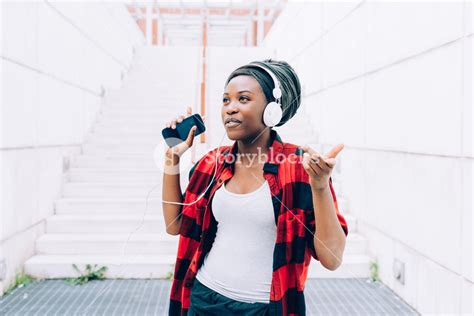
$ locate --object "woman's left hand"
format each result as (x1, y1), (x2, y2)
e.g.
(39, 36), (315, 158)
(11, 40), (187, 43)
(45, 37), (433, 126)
(299, 144), (344, 191)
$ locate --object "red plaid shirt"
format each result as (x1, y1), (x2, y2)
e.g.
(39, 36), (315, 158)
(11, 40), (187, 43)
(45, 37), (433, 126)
(169, 129), (348, 316)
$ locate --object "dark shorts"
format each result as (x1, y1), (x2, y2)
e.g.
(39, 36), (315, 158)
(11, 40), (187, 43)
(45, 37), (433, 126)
(188, 278), (270, 316)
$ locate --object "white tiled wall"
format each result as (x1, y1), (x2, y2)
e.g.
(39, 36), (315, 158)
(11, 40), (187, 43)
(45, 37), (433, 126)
(365, 2), (464, 71)
(264, 1), (473, 314)
(365, 41), (463, 156)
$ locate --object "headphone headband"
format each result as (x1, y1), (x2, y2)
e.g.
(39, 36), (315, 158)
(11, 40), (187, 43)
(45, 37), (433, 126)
(249, 63), (282, 102)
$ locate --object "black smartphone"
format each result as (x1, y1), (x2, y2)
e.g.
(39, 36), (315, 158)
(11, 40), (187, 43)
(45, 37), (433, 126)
(161, 113), (206, 147)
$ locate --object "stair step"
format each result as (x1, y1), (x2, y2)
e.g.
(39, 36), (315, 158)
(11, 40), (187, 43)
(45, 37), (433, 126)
(81, 143), (197, 157)
(92, 124), (163, 135)
(341, 234), (367, 254)
(103, 99), (185, 108)
(46, 214), (167, 233)
(307, 254), (372, 278)
(24, 253), (372, 279)
(71, 153), (205, 170)
(94, 117), (171, 127)
(103, 94), (180, 107)
(100, 107), (177, 118)
(36, 233), (178, 255)
(71, 155), (158, 169)
(24, 254), (176, 279)
(62, 182), (163, 198)
(84, 134), (164, 146)
(82, 143), (159, 155)
(90, 128), (163, 138)
(55, 198), (163, 214)
(69, 168), (163, 182)
(97, 116), (171, 126)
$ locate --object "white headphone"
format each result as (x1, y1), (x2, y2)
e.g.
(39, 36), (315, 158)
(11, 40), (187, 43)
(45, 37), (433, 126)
(249, 62), (283, 127)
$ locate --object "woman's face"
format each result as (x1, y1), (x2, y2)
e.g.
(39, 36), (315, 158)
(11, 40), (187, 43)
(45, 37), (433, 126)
(221, 75), (267, 141)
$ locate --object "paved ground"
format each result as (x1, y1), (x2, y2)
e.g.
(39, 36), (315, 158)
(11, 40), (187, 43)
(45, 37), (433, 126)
(0, 278), (419, 315)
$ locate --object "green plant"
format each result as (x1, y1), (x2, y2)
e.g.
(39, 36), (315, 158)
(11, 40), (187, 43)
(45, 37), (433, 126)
(164, 270), (174, 280)
(4, 271), (36, 295)
(65, 264), (108, 286)
(369, 258), (381, 283)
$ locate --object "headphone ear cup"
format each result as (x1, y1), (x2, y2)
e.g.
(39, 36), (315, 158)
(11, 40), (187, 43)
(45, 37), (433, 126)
(263, 102), (283, 127)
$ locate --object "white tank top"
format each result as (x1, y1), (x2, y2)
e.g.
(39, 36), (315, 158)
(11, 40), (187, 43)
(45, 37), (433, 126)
(195, 179), (276, 304)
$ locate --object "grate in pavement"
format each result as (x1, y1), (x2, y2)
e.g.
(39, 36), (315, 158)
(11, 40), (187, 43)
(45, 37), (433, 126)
(0, 278), (418, 315)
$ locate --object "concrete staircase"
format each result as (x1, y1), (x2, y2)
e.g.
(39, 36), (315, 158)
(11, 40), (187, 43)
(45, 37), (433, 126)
(24, 46), (371, 280)
(24, 47), (204, 279)
(24, 113), (183, 278)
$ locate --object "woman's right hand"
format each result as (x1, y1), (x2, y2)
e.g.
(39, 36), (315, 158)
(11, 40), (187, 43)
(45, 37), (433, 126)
(164, 110), (197, 167)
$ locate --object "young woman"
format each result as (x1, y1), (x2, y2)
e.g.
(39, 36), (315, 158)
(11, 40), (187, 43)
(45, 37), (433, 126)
(163, 60), (349, 316)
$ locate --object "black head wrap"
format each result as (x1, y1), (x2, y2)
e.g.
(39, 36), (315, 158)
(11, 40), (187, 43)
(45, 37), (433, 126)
(224, 59), (301, 127)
